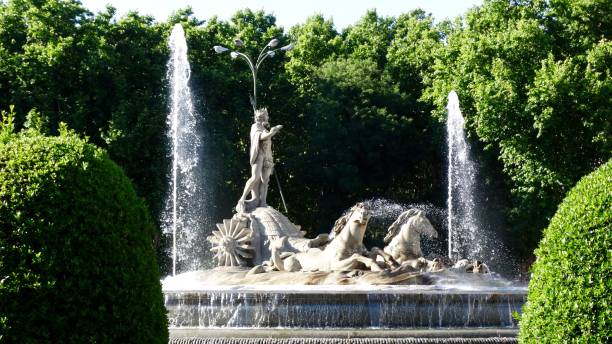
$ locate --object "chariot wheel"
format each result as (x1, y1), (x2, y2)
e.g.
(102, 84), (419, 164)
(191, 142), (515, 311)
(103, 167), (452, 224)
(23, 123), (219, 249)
(208, 218), (254, 267)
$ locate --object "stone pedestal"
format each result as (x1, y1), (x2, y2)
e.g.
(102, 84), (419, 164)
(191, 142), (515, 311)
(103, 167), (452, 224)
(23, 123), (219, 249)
(248, 206), (305, 264)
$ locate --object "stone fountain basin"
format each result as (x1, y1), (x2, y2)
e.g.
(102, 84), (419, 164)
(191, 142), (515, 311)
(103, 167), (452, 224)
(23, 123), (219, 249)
(162, 267), (522, 288)
(163, 270), (526, 330)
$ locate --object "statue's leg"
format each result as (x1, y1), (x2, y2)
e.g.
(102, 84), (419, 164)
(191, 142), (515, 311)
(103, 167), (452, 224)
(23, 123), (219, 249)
(248, 182), (260, 203)
(237, 162), (263, 209)
(369, 247), (399, 268)
(308, 233), (330, 248)
(238, 176), (257, 204)
(332, 254), (383, 272)
(354, 255), (384, 272)
(259, 162), (273, 207)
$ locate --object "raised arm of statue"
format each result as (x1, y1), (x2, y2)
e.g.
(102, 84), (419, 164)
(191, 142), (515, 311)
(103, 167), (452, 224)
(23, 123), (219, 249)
(261, 125), (282, 140)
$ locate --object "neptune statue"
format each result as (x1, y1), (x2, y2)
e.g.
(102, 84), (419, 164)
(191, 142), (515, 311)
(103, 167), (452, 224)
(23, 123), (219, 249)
(236, 108), (282, 213)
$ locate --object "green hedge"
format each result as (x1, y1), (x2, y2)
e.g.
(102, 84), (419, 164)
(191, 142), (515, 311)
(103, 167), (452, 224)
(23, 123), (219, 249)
(0, 127), (168, 343)
(519, 160), (611, 343)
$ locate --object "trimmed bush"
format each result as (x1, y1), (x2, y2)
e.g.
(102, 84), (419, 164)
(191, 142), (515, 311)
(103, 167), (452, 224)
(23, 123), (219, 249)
(0, 128), (168, 344)
(519, 160), (611, 343)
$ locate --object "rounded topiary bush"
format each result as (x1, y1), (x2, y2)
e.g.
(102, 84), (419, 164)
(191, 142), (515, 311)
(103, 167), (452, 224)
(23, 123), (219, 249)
(519, 160), (611, 343)
(0, 130), (168, 344)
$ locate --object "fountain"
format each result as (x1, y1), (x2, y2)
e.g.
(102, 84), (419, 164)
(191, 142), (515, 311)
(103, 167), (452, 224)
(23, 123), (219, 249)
(446, 90), (483, 261)
(162, 31), (527, 343)
(163, 24), (207, 275)
(446, 92), (516, 276)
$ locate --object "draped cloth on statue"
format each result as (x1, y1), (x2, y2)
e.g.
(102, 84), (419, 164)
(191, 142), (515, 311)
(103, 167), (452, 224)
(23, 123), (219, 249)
(249, 123), (264, 166)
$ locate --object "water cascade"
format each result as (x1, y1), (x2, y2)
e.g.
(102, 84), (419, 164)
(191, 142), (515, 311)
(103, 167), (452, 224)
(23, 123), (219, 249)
(166, 287), (524, 329)
(446, 91), (482, 260)
(163, 24), (206, 275)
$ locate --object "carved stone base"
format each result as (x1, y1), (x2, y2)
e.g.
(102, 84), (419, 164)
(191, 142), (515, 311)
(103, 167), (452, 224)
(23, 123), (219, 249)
(169, 330), (519, 343)
(248, 206), (306, 264)
(162, 266), (515, 288)
(209, 206), (310, 266)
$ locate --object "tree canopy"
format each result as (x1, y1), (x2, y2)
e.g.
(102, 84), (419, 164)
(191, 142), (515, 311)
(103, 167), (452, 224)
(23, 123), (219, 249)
(423, 0), (611, 254)
(0, 0), (609, 272)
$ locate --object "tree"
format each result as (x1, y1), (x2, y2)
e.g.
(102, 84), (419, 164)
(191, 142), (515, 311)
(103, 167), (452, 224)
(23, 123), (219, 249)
(0, 0), (170, 226)
(423, 0), (611, 255)
(342, 10), (394, 68)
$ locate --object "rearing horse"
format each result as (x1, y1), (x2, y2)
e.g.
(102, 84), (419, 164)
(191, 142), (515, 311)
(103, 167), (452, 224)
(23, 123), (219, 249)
(382, 209), (438, 264)
(272, 203), (384, 272)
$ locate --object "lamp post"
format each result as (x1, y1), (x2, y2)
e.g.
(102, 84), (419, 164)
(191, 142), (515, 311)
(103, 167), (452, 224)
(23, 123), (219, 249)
(213, 38), (293, 112)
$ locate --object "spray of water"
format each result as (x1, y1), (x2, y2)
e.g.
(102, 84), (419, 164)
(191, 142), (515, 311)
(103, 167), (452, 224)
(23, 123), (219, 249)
(361, 199), (447, 255)
(163, 24), (207, 275)
(446, 91), (482, 261)
(445, 92), (521, 277)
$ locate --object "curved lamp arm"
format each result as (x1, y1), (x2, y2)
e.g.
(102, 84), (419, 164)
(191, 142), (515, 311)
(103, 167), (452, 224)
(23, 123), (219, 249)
(233, 52), (258, 111)
(214, 40), (292, 111)
(256, 50), (276, 70)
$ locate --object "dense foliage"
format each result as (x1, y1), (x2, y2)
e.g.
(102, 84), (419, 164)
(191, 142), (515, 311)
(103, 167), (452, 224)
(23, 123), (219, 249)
(0, 114), (168, 344)
(0, 0), (169, 220)
(519, 160), (611, 342)
(424, 0), (611, 254)
(0, 0), (609, 267)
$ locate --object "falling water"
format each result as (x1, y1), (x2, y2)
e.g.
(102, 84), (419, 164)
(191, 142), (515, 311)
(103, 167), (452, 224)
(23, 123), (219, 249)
(164, 288), (524, 329)
(446, 91), (481, 261)
(163, 24), (206, 276)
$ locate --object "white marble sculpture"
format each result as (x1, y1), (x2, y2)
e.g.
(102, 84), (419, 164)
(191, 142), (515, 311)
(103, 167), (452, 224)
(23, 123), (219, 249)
(204, 104), (491, 284)
(210, 106), (331, 268)
(195, 39), (496, 286)
(267, 203), (387, 272)
(382, 209), (438, 264)
(236, 108), (282, 213)
(207, 215), (253, 267)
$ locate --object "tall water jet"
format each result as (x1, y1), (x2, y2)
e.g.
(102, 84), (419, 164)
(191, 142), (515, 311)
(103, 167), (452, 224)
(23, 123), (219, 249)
(446, 91), (481, 261)
(163, 24), (206, 275)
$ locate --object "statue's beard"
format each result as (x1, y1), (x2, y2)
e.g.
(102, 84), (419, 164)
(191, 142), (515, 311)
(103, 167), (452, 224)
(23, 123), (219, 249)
(263, 122), (270, 128)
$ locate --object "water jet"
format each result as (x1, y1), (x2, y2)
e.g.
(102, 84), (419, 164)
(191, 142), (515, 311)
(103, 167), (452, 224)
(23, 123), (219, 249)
(163, 24), (207, 275)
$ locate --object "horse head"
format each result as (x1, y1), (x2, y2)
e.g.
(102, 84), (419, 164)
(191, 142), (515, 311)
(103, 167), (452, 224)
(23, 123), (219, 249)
(384, 209), (438, 260)
(329, 202), (370, 240)
(404, 210), (438, 240)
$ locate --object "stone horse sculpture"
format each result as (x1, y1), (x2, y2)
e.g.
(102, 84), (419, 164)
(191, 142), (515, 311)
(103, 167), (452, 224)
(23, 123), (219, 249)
(382, 209), (438, 264)
(271, 203), (386, 272)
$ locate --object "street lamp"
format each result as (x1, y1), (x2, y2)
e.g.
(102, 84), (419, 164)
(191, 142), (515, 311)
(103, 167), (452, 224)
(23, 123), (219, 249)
(213, 39), (293, 111)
